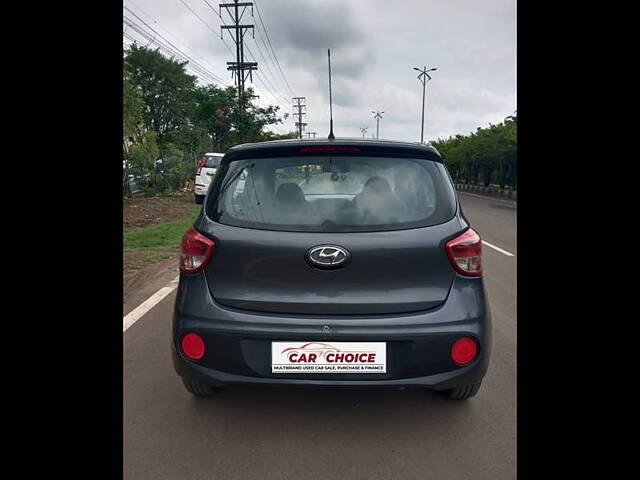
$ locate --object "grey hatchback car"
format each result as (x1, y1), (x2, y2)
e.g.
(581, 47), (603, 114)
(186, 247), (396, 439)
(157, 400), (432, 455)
(172, 139), (491, 400)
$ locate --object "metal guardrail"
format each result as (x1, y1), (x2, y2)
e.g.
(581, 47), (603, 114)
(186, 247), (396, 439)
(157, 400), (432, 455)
(455, 183), (517, 201)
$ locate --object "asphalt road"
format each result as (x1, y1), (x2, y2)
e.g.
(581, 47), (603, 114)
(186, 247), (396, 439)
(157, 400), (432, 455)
(124, 191), (516, 480)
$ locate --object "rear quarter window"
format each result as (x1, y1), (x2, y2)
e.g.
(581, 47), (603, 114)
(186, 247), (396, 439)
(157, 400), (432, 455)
(208, 155), (456, 232)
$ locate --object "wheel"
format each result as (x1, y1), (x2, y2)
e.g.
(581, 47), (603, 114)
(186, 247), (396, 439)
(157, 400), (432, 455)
(445, 382), (482, 400)
(181, 377), (219, 396)
(194, 194), (204, 204)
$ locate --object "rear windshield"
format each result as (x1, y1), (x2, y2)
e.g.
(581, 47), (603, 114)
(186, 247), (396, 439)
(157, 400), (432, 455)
(208, 155), (456, 232)
(205, 155), (223, 168)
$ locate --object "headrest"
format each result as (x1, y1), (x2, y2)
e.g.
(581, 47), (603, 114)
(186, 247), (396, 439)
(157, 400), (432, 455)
(361, 176), (393, 195)
(277, 183), (306, 203)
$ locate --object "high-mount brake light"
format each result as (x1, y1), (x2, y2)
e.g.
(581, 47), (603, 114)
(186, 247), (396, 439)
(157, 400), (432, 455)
(180, 227), (215, 274)
(196, 156), (206, 175)
(299, 146), (361, 153)
(445, 228), (482, 277)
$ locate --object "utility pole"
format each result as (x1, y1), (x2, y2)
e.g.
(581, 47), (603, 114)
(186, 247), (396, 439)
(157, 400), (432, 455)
(305, 131), (317, 139)
(360, 127), (368, 139)
(413, 66), (437, 143)
(371, 111), (384, 139)
(220, 1), (257, 107)
(292, 97), (306, 139)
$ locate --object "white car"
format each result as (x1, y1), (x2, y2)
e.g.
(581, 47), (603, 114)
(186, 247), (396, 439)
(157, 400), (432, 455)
(194, 153), (224, 204)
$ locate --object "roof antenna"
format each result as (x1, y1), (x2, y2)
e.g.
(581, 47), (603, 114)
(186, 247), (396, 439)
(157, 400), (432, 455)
(327, 48), (335, 140)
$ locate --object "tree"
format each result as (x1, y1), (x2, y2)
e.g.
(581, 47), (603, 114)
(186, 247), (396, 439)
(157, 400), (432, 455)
(192, 85), (283, 151)
(123, 80), (141, 194)
(123, 43), (288, 197)
(433, 116), (517, 189)
(124, 44), (198, 148)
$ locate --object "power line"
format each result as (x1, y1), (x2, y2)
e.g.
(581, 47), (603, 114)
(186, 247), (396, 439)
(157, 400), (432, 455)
(124, 7), (229, 85)
(241, 35), (288, 107)
(251, 71), (281, 105)
(252, 0), (295, 97)
(205, 0), (287, 103)
(130, 0), (284, 108)
(125, 0), (289, 131)
(124, 23), (226, 86)
(249, 11), (290, 100)
(129, 0), (192, 49)
(219, 0), (257, 105)
(201, 0), (282, 109)
(198, 0), (238, 56)
(124, 17), (229, 86)
(178, 0), (221, 39)
(249, 51), (288, 105)
(250, 30), (287, 102)
(128, 0), (231, 78)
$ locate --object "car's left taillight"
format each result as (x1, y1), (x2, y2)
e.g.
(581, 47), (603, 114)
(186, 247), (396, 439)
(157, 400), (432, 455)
(445, 228), (482, 277)
(180, 227), (215, 274)
(196, 156), (206, 175)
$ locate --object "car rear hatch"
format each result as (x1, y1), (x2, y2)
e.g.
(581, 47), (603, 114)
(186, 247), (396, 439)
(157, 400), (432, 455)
(198, 154), (222, 188)
(198, 142), (462, 315)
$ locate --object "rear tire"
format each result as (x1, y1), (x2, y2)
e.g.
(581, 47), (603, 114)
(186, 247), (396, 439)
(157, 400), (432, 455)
(194, 194), (204, 204)
(445, 382), (482, 400)
(181, 377), (219, 397)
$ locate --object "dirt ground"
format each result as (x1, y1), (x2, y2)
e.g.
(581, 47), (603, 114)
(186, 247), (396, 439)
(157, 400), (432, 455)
(123, 192), (200, 305)
(123, 254), (179, 308)
(123, 192), (198, 233)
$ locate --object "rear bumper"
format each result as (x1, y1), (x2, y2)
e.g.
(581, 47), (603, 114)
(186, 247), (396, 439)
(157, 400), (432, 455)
(194, 185), (208, 195)
(172, 274), (491, 390)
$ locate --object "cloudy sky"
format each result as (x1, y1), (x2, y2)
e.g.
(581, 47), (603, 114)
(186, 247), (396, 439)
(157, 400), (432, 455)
(124, 0), (516, 143)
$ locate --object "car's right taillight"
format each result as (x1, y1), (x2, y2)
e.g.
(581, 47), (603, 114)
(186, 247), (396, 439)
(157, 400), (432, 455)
(196, 156), (206, 175)
(180, 227), (215, 274)
(181, 333), (206, 360)
(451, 337), (478, 366)
(445, 228), (482, 277)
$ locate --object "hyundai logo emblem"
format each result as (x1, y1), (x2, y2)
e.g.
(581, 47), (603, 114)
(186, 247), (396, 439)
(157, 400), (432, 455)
(306, 245), (351, 269)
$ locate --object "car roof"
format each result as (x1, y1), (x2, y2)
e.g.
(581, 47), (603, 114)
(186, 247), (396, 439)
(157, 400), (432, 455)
(222, 138), (443, 163)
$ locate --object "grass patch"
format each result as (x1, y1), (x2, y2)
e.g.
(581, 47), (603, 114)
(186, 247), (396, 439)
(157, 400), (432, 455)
(124, 208), (201, 272)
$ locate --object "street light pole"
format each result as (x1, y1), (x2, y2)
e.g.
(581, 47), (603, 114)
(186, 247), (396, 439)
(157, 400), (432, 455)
(372, 111), (384, 139)
(413, 66), (437, 143)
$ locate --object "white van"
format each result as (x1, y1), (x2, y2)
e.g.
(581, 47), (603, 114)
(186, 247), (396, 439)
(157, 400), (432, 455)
(194, 153), (224, 204)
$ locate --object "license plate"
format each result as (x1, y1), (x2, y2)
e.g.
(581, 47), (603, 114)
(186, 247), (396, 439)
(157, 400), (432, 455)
(271, 342), (386, 373)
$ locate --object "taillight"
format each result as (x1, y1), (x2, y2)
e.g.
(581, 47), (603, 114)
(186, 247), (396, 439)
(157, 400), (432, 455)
(451, 337), (478, 366)
(445, 228), (482, 277)
(196, 156), (206, 175)
(181, 333), (206, 360)
(180, 227), (215, 273)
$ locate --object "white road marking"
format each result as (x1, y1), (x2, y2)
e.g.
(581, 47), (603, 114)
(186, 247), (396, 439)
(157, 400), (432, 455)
(482, 240), (514, 257)
(123, 276), (180, 333)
